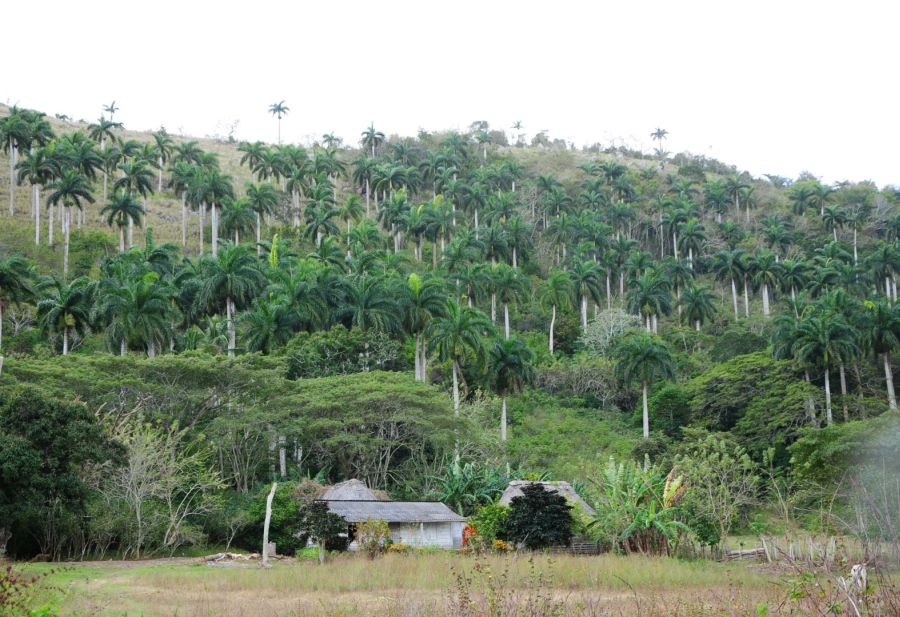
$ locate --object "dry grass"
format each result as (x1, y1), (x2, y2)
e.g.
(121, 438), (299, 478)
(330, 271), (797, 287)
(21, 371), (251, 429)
(27, 552), (784, 617)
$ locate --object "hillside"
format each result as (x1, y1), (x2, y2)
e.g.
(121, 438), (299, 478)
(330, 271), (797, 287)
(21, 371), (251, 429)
(0, 102), (898, 564)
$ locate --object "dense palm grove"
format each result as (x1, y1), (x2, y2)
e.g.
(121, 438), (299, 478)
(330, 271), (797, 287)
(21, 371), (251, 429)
(0, 104), (897, 560)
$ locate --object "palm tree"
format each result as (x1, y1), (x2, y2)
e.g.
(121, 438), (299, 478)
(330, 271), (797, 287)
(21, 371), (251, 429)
(191, 169), (235, 256)
(426, 300), (495, 416)
(650, 127), (668, 159)
(338, 194), (364, 238)
(46, 170), (95, 278)
(101, 191), (144, 252)
(864, 300), (900, 410)
(677, 219), (705, 269)
(1, 108), (32, 215)
(0, 256), (33, 353)
(103, 100), (119, 120)
(751, 251), (779, 317)
(152, 129), (174, 192)
(679, 282), (716, 331)
(240, 297), (294, 354)
(168, 162), (198, 247)
(269, 101), (290, 144)
(614, 332), (675, 439)
(822, 206), (847, 243)
(403, 273), (447, 381)
(197, 243), (265, 357)
(87, 117), (122, 200)
(489, 337), (535, 441)
(540, 270), (573, 354)
(493, 264), (528, 340)
(36, 275), (91, 355)
(627, 269), (672, 334)
(220, 197), (256, 244)
(335, 276), (399, 333)
(238, 141), (269, 179)
(114, 159), (154, 246)
(16, 147), (54, 245)
(570, 260), (603, 330)
(724, 176), (750, 218)
(779, 259), (809, 308)
(360, 123), (385, 158)
(713, 249), (746, 321)
(94, 273), (175, 356)
(244, 182), (278, 254)
(794, 313), (858, 425)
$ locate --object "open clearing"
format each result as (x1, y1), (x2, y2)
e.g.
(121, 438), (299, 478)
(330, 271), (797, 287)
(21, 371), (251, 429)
(25, 553), (785, 616)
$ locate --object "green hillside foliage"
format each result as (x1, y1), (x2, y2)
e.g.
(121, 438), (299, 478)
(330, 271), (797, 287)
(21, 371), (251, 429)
(0, 104), (898, 559)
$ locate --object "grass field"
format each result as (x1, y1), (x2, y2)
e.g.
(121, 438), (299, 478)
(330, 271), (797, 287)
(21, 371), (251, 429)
(20, 553), (790, 617)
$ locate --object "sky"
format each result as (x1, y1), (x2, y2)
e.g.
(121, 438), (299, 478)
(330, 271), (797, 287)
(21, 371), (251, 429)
(3, 1), (899, 186)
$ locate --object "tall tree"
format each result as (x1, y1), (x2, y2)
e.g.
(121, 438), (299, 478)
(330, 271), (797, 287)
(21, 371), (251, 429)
(864, 300), (900, 410)
(46, 170), (95, 278)
(101, 191), (144, 252)
(614, 333), (675, 439)
(36, 276), (90, 355)
(402, 273), (447, 381)
(540, 270), (573, 354)
(0, 256), (33, 354)
(269, 101), (290, 144)
(794, 313), (858, 425)
(489, 337), (535, 441)
(426, 300), (495, 416)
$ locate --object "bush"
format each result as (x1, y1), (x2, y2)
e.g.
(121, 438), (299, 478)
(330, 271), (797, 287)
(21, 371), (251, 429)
(504, 483), (573, 549)
(468, 503), (509, 545)
(285, 326), (405, 379)
(647, 384), (691, 438)
(355, 518), (390, 558)
(243, 483), (306, 555)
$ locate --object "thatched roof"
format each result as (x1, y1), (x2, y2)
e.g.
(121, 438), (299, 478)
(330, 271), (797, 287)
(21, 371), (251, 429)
(498, 481), (595, 516)
(321, 479), (377, 501)
(324, 500), (466, 523)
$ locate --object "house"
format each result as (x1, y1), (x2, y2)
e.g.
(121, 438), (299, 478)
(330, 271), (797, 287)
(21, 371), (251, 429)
(320, 479), (466, 549)
(498, 481), (595, 516)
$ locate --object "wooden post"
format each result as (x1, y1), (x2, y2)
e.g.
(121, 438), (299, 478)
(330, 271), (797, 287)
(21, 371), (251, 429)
(262, 482), (277, 567)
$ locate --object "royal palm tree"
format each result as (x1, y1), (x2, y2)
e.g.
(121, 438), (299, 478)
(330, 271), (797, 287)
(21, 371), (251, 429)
(244, 182), (278, 254)
(87, 117), (122, 200)
(403, 273), (447, 381)
(36, 275), (91, 355)
(677, 218), (705, 269)
(863, 299), (900, 410)
(426, 300), (495, 416)
(191, 169), (235, 256)
(360, 123), (385, 158)
(168, 162), (198, 247)
(335, 275), (399, 333)
(94, 273), (175, 356)
(114, 159), (154, 246)
(650, 127), (668, 158)
(238, 141), (269, 179)
(269, 101), (290, 144)
(540, 270), (573, 354)
(794, 313), (858, 425)
(101, 191), (144, 252)
(240, 297), (294, 354)
(197, 243), (265, 357)
(679, 282), (716, 331)
(16, 147), (55, 245)
(713, 249), (746, 321)
(47, 170), (95, 278)
(489, 337), (535, 441)
(822, 206), (848, 243)
(492, 264), (528, 340)
(220, 197), (256, 244)
(751, 251), (780, 316)
(1, 108), (32, 215)
(614, 332), (675, 438)
(570, 260), (603, 330)
(627, 269), (672, 334)
(0, 256), (33, 353)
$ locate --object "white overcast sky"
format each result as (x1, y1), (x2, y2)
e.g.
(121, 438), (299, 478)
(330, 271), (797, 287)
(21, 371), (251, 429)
(3, 1), (898, 186)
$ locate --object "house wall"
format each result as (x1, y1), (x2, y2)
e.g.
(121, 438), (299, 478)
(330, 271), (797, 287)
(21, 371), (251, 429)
(388, 522), (464, 549)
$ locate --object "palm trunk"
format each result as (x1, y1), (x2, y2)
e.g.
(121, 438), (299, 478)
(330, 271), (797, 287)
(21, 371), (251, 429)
(181, 191), (187, 247)
(824, 367), (833, 426)
(491, 293), (497, 323)
(119, 226), (125, 253)
(642, 380), (649, 439)
(63, 206), (70, 278)
(839, 362), (848, 422)
(158, 158), (163, 193)
(452, 359), (460, 416)
(256, 212), (262, 256)
(581, 293), (588, 330)
(8, 139), (15, 216)
(743, 277), (750, 317)
(365, 178), (370, 215)
(884, 352), (896, 409)
(414, 333), (421, 381)
(549, 304), (556, 354)
(695, 320), (700, 332)
(62, 325), (69, 356)
(211, 203), (219, 256)
(120, 338), (127, 356)
(48, 204), (54, 246)
(804, 370), (817, 424)
(762, 283), (770, 316)
(500, 396), (507, 441)
(512, 246), (517, 268)
(853, 228), (858, 266)
(606, 274), (612, 310)
(420, 334), (427, 381)
(227, 296), (236, 357)
(503, 303), (510, 340)
(199, 203), (206, 254)
(33, 185), (40, 245)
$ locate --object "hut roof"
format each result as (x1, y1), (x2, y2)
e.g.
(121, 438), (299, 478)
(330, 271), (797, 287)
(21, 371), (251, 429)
(321, 479), (377, 501)
(324, 500), (466, 524)
(498, 481), (595, 516)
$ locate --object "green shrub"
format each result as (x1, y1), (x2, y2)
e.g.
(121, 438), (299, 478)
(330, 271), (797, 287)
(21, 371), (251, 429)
(504, 483), (573, 549)
(468, 503), (509, 544)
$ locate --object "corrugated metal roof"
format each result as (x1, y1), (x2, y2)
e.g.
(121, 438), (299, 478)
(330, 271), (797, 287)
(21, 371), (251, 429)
(323, 500), (466, 523)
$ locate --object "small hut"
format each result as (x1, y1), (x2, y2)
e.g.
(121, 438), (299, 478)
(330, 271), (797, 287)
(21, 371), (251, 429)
(498, 481), (595, 516)
(325, 500), (466, 549)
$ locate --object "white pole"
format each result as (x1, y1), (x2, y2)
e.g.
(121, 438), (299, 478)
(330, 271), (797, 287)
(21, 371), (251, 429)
(262, 482), (277, 567)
